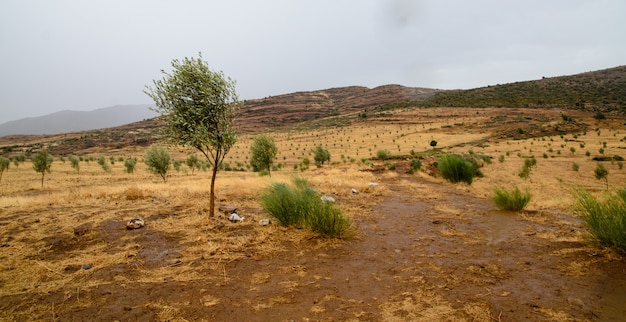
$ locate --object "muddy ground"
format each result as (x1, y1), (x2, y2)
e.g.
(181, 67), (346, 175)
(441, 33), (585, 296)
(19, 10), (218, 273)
(1, 170), (625, 322)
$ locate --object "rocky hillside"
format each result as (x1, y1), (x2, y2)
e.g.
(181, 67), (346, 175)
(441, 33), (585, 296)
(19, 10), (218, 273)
(421, 65), (626, 113)
(236, 85), (438, 132)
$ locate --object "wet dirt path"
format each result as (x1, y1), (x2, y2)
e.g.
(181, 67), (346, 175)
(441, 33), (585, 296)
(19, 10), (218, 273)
(181, 175), (626, 321)
(6, 175), (625, 321)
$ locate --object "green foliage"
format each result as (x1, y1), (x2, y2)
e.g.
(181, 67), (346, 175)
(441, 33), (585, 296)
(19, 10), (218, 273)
(492, 187), (532, 211)
(519, 156), (537, 180)
(11, 154), (26, 168)
(173, 159), (182, 172)
(68, 155), (80, 172)
(572, 162), (579, 172)
(0, 156), (9, 183)
(420, 67), (626, 113)
(407, 159), (422, 174)
(32, 149), (53, 187)
(97, 156), (111, 172)
(124, 158), (137, 174)
(313, 145), (331, 167)
(575, 188), (626, 252)
(259, 177), (352, 238)
(186, 153), (201, 174)
(376, 149), (391, 160)
(438, 154), (475, 185)
(594, 162), (609, 190)
(144, 145), (171, 183)
(145, 53), (240, 216)
(250, 134), (278, 176)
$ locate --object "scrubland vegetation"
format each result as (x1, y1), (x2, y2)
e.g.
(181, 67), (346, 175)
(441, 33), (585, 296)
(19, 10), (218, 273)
(1, 104), (626, 320)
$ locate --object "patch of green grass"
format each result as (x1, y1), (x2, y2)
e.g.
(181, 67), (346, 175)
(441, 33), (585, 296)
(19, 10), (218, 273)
(575, 188), (626, 252)
(259, 177), (353, 238)
(438, 154), (475, 185)
(491, 187), (532, 211)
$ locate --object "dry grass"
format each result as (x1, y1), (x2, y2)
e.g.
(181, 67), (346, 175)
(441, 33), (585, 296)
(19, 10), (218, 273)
(1, 107), (625, 319)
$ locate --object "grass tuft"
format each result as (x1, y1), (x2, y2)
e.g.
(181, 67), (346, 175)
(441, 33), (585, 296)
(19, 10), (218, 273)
(259, 177), (353, 238)
(575, 188), (626, 252)
(491, 186), (532, 211)
(438, 154), (475, 185)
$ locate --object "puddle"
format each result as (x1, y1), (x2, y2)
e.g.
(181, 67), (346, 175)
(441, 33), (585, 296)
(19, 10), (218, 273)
(482, 211), (522, 245)
(597, 281), (626, 321)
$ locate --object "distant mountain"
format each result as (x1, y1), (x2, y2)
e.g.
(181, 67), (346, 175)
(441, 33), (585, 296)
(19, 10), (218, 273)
(0, 104), (158, 136)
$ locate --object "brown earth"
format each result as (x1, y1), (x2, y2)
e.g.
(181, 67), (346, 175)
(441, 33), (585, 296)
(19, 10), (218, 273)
(2, 168), (624, 321)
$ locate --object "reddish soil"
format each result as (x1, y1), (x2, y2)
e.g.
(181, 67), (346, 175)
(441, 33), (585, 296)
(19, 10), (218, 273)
(2, 173), (625, 321)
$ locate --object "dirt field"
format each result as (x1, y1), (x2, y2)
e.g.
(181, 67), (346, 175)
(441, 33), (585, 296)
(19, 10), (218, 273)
(1, 107), (625, 321)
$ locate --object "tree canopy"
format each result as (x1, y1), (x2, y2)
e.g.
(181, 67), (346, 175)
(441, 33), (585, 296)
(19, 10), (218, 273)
(32, 149), (53, 187)
(250, 134), (278, 176)
(144, 53), (240, 216)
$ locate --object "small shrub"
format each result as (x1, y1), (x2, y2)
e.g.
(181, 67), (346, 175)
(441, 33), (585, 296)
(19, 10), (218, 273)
(407, 159), (422, 174)
(376, 149), (391, 160)
(0, 156), (9, 184)
(572, 162), (579, 172)
(492, 187), (531, 211)
(97, 156), (111, 172)
(594, 163), (609, 190)
(144, 145), (171, 183)
(575, 188), (626, 252)
(259, 177), (352, 238)
(124, 158), (137, 174)
(313, 144), (331, 167)
(438, 154), (475, 185)
(68, 155), (80, 172)
(32, 149), (53, 187)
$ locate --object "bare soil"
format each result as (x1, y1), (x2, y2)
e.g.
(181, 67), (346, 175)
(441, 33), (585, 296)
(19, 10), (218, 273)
(2, 171), (624, 321)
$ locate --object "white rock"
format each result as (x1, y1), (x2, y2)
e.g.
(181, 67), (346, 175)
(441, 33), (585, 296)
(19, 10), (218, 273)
(126, 218), (145, 229)
(368, 182), (378, 187)
(351, 188), (359, 195)
(258, 218), (271, 226)
(228, 213), (244, 223)
(321, 195), (335, 203)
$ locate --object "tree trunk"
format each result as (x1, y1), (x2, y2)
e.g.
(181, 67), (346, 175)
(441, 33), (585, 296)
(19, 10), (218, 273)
(209, 165), (218, 217)
(41, 172), (45, 188)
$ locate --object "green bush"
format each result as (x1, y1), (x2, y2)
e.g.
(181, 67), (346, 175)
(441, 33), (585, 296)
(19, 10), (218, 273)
(492, 187), (532, 211)
(97, 156), (111, 172)
(575, 188), (626, 252)
(144, 145), (171, 183)
(0, 156), (9, 183)
(259, 177), (352, 238)
(68, 155), (80, 172)
(376, 149), (391, 160)
(438, 154), (475, 185)
(410, 159), (422, 170)
(124, 158), (137, 174)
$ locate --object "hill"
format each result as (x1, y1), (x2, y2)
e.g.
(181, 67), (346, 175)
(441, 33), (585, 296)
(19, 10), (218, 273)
(236, 85), (438, 132)
(421, 65), (626, 113)
(0, 104), (157, 136)
(1, 64), (625, 156)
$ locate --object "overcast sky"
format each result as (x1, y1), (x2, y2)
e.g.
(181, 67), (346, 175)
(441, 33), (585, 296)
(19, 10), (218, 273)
(1, 0), (624, 124)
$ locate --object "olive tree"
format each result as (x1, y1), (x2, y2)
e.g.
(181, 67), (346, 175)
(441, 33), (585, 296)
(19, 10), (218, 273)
(594, 162), (609, 190)
(0, 156), (10, 183)
(32, 149), (53, 187)
(145, 54), (240, 216)
(68, 155), (80, 172)
(250, 134), (278, 176)
(313, 145), (331, 167)
(186, 153), (201, 174)
(144, 145), (171, 183)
